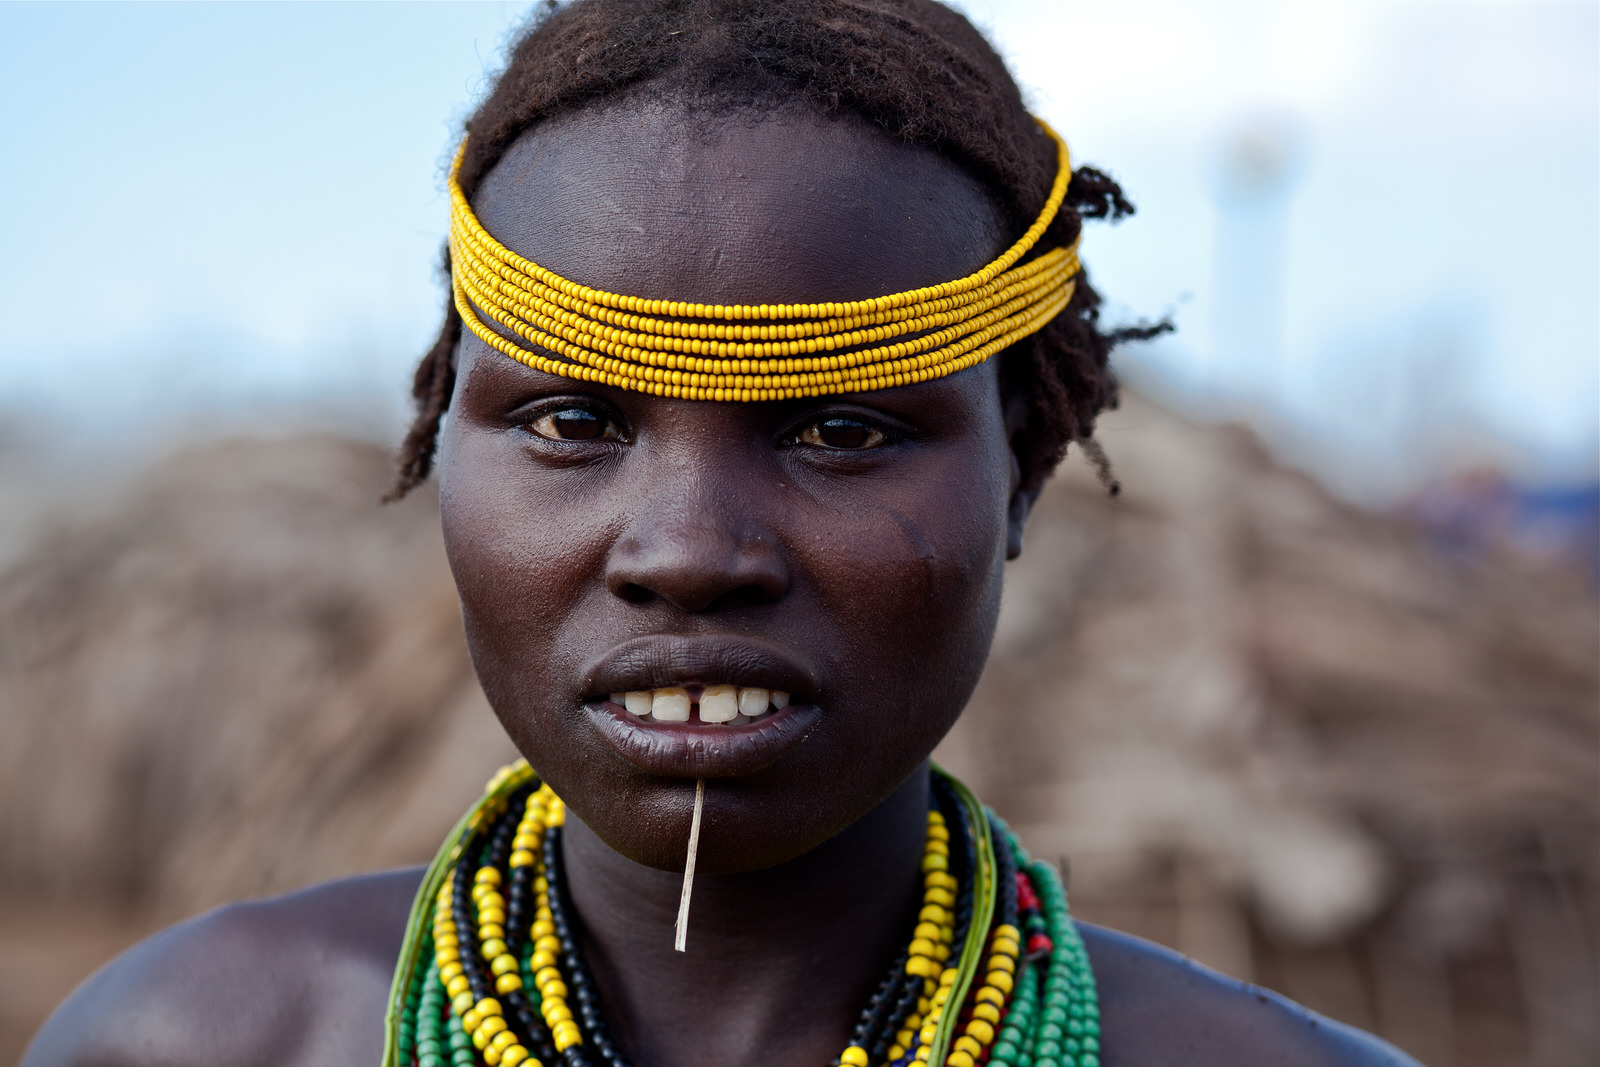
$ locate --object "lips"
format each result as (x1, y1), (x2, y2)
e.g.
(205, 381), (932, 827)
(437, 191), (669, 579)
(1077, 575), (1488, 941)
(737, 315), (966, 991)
(579, 634), (824, 778)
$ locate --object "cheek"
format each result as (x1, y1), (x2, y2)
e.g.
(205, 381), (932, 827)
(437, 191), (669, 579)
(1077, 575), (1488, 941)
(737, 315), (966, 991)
(797, 446), (1010, 727)
(438, 428), (609, 716)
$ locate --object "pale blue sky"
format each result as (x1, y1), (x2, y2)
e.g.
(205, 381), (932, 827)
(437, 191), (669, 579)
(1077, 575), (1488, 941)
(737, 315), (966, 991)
(2, 1), (1595, 494)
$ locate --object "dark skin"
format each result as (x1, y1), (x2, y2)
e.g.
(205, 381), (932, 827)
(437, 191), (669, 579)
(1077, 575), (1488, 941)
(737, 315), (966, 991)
(24, 103), (1418, 1067)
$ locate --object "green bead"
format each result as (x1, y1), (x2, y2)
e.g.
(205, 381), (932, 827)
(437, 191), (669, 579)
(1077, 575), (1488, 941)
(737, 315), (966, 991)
(452, 1053), (476, 1067)
(990, 1041), (1018, 1064)
(1064, 1037), (1080, 1054)
(417, 1038), (442, 1056)
(1035, 1039), (1062, 1059)
(1039, 1022), (1063, 1041)
(1083, 1019), (1099, 1036)
(1082, 1036), (1099, 1053)
(450, 1030), (473, 1050)
(1081, 1055), (1100, 1067)
(418, 1055), (444, 1067)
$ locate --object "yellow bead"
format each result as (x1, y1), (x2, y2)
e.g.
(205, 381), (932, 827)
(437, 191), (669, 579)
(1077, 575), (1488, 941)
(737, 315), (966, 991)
(475, 868), (502, 886)
(540, 980), (570, 1001)
(492, 1031), (519, 1053)
(452, 991), (475, 1015)
(972, 1002), (1001, 1025)
(974, 986), (1005, 1007)
(954, 1035), (983, 1057)
(987, 953), (1016, 974)
(479, 1016), (508, 1040)
(841, 1046), (869, 1067)
(502, 1047), (531, 1067)
(482, 938), (508, 957)
(476, 997), (504, 1017)
(913, 922), (942, 942)
(491, 954), (519, 976)
(495, 972), (524, 994)
(986, 969), (1014, 994)
(947, 1052), (976, 1067)
(965, 1019), (995, 1044)
(446, 974), (470, 997)
(552, 1021), (582, 1051)
(921, 853), (948, 872)
(909, 938), (937, 957)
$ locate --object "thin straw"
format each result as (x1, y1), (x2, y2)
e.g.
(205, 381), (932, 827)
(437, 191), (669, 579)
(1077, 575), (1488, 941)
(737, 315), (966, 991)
(674, 778), (706, 952)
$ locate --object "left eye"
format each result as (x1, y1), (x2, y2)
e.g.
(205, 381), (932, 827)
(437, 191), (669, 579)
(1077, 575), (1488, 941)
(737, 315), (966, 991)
(798, 417), (887, 450)
(531, 407), (619, 442)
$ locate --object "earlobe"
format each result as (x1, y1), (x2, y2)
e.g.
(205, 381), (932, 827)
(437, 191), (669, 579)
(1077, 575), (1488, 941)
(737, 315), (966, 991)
(1005, 481), (1038, 560)
(1002, 384), (1037, 560)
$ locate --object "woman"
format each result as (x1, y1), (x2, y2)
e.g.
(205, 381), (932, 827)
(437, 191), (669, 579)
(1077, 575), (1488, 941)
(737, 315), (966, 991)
(26, 2), (1416, 1065)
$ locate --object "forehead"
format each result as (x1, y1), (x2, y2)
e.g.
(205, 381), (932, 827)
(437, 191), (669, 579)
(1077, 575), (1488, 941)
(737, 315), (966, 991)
(470, 100), (1009, 308)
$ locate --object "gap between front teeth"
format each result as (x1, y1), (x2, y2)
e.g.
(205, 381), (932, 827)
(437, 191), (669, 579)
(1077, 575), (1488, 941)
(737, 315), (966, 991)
(607, 685), (790, 724)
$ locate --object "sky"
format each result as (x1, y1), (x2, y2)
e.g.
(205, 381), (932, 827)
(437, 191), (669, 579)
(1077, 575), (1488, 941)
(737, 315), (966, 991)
(1, 1), (1595, 497)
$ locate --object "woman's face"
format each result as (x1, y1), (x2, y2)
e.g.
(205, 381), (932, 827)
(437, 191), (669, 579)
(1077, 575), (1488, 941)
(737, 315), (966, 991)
(438, 100), (1030, 873)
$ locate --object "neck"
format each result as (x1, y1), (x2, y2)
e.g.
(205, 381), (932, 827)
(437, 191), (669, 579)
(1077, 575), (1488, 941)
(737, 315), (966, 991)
(560, 764), (932, 1067)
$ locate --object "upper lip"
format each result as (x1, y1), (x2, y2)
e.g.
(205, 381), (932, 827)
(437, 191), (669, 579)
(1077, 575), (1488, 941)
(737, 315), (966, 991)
(581, 633), (820, 702)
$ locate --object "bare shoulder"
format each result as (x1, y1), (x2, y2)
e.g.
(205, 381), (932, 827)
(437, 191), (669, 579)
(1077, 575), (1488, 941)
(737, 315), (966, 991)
(22, 867), (425, 1067)
(1080, 922), (1421, 1067)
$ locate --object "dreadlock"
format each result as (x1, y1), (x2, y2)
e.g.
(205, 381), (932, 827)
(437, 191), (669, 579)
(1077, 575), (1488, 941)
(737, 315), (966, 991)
(390, 0), (1168, 500)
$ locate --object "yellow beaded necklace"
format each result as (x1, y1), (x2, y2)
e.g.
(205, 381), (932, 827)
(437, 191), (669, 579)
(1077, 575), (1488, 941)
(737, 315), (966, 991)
(447, 120), (1079, 401)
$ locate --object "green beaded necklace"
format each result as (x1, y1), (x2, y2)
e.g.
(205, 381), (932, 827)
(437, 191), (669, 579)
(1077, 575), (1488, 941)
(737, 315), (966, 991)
(383, 763), (1101, 1067)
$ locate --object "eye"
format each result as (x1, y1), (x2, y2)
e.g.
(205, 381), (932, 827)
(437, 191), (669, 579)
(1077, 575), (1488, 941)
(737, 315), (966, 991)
(798, 417), (888, 450)
(530, 407), (621, 442)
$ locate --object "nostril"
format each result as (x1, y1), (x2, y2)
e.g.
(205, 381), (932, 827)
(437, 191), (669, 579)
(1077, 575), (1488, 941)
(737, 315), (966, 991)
(615, 582), (654, 605)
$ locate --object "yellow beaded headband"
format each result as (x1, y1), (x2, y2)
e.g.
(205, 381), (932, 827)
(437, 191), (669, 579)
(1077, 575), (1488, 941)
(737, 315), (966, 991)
(448, 119), (1079, 401)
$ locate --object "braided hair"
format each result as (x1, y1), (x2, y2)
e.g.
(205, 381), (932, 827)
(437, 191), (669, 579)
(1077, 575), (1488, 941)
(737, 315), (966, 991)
(390, 0), (1168, 499)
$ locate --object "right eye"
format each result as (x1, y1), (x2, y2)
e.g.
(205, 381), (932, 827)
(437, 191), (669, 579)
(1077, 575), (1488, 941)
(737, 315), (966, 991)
(530, 407), (621, 442)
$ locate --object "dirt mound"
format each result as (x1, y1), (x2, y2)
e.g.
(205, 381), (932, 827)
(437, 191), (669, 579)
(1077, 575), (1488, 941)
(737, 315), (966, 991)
(0, 401), (1593, 1066)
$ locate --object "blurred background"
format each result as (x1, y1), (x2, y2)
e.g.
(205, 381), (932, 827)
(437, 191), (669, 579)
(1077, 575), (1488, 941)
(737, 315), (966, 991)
(0, 2), (1594, 1065)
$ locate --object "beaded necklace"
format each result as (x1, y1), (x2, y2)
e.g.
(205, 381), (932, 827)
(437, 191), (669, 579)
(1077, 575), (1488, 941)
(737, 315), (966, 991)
(384, 762), (1101, 1067)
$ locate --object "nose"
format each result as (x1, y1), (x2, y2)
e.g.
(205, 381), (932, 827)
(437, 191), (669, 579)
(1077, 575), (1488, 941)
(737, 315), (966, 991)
(604, 469), (790, 613)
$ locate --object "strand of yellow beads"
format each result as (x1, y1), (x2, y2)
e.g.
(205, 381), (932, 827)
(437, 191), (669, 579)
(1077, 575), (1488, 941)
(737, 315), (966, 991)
(444, 120), (1079, 401)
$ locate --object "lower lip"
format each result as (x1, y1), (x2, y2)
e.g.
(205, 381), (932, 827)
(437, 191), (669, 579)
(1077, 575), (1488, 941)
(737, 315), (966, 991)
(583, 699), (823, 778)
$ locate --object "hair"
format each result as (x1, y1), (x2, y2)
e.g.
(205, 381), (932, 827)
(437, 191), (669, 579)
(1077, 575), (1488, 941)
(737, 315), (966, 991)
(390, 0), (1169, 500)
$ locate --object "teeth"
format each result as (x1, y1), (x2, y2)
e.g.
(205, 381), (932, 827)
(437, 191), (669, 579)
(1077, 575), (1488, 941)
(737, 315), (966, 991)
(606, 684), (793, 724)
(699, 685), (739, 723)
(651, 687), (691, 722)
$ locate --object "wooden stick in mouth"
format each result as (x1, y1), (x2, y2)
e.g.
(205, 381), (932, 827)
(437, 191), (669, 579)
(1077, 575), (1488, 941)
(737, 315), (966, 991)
(674, 778), (706, 952)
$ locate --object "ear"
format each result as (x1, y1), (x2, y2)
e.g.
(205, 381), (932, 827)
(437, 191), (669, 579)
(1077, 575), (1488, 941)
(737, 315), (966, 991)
(1003, 389), (1040, 561)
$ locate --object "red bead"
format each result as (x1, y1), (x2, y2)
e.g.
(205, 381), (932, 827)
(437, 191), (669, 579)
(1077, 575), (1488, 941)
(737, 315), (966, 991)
(1027, 934), (1053, 955)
